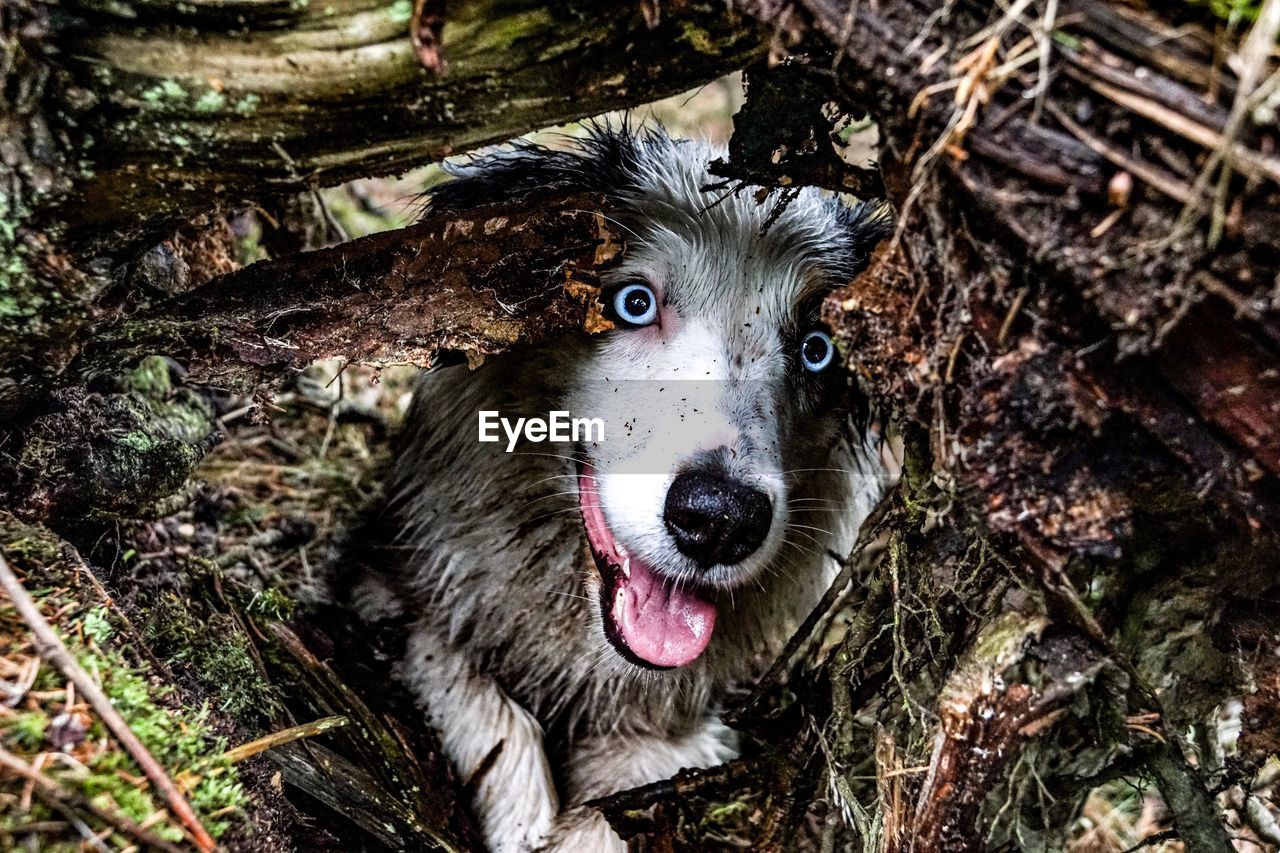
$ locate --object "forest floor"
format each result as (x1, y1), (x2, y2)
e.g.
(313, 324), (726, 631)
(0, 356), (1217, 851)
(0, 75), (1257, 852)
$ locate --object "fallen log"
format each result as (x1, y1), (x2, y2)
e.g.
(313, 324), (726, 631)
(79, 191), (619, 389)
(2, 190), (618, 522)
(1, 0), (762, 387)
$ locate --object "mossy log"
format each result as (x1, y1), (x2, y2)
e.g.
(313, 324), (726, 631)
(3, 189), (618, 522)
(45, 0), (762, 252)
(1, 0), (762, 386)
(1, 356), (220, 523)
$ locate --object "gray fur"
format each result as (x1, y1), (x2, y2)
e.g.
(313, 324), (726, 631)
(353, 125), (891, 851)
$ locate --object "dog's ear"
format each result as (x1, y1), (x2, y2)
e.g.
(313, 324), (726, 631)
(834, 199), (893, 277)
(421, 119), (656, 215)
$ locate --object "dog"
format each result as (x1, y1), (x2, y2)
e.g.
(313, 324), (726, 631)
(351, 124), (891, 851)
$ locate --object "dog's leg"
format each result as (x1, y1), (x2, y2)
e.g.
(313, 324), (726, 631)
(401, 627), (559, 853)
(536, 717), (737, 852)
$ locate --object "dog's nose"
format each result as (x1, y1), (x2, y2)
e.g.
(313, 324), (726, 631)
(663, 472), (772, 568)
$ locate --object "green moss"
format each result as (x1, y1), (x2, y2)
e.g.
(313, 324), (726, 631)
(82, 606), (113, 646)
(248, 586), (296, 620)
(0, 586), (247, 844)
(678, 21), (717, 55)
(116, 429), (157, 453)
(0, 223), (44, 332)
(140, 78), (189, 105)
(234, 93), (262, 116)
(1189, 0), (1263, 22)
(145, 592), (282, 721)
(50, 378), (217, 517)
(8, 712), (48, 749)
(192, 88), (228, 113)
(387, 0), (412, 25)
(122, 354), (174, 397)
(77, 653), (247, 840)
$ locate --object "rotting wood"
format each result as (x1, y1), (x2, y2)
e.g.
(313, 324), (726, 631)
(40, 0), (765, 253)
(735, 0), (1280, 538)
(1, 0), (763, 389)
(78, 191), (620, 389)
(627, 0), (1278, 844)
(267, 740), (463, 853)
(903, 617), (1105, 852)
(262, 618), (485, 851)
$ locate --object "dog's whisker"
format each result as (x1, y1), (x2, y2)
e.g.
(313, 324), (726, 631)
(789, 522), (836, 538)
(786, 497), (847, 505)
(518, 489), (596, 510)
(508, 451), (583, 466)
(521, 472), (583, 491)
(781, 536), (821, 559)
(565, 208), (642, 239)
(548, 590), (592, 603)
(786, 528), (825, 547)
(524, 505), (605, 524)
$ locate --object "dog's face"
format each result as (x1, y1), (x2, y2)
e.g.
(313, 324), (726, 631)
(565, 226), (862, 669)
(425, 126), (887, 672)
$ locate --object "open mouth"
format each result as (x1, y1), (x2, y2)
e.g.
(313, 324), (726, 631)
(578, 462), (717, 669)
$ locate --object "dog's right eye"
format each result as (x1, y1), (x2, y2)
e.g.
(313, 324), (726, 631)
(607, 283), (659, 327)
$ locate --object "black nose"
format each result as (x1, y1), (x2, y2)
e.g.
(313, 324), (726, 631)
(663, 472), (772, 568)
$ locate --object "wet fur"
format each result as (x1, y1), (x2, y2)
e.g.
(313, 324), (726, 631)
(352, 125), (891, 851)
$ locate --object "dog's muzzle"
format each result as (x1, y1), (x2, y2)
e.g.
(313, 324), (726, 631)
(579, 463), (717, 669)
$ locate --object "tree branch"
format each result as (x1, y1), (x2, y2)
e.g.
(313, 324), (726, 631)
(80, 191), (619, 388)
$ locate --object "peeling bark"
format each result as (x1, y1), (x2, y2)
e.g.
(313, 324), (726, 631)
(82, 191), (619, 388)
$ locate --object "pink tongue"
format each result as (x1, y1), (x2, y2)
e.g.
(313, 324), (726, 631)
(610, 556), (716, 668)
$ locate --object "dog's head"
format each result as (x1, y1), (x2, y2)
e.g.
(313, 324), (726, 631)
(428, 123), (888, 670)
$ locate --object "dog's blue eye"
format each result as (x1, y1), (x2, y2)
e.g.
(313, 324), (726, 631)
(611, 283), (659, 327)
(800, 330), (835, 372)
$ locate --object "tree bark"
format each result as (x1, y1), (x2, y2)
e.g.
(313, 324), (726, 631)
(1, 0), (762, 385)
(82, 191), (618, 388)
(51, 0), (764, 252)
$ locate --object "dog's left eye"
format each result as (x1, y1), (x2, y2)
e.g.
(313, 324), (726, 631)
(609, 283), (659, 327)
(800, 330), (835, 373)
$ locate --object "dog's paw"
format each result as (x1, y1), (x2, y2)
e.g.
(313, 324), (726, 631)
(533, 806), (624, 853)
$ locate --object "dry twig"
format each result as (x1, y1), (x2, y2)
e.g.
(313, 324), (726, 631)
(0, 552), (218, 852)
(0, 746), (186, 853)
(222, 715), (349, 764)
